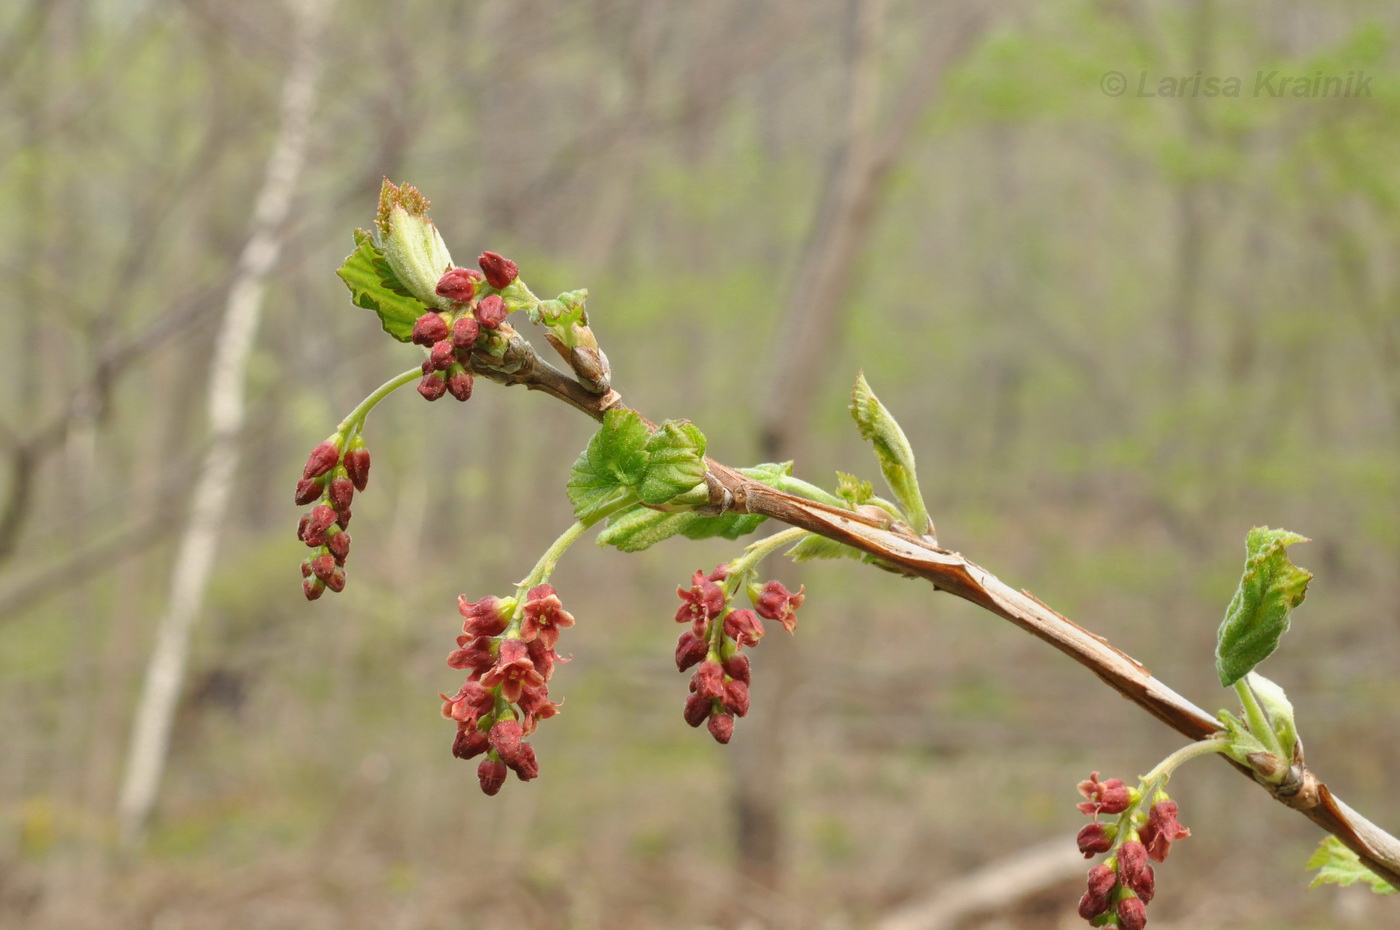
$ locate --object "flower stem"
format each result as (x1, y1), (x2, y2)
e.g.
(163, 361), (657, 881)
(1140, 736), (1231, 791)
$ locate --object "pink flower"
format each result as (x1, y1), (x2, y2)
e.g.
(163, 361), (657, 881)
(520, 584), (575, 650)
(1140, 799), (1191, 862)
(676, 571), (726, 626)
(691, 660), (725, 701)
(480, 639), (545, 703)
(517, 687), (560, 735)
(1077, 771), (1131, 816)
(723, 609), (764, 648)
(754, 580), (804, 633)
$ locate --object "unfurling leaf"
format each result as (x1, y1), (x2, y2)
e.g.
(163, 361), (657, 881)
(376, 179), (455, 310)
(1215, 527), (1312, 687)
(1308, 837), (1398, 895)
(637, 419), (708, 506)
(337, 229), (427, 342)
(596, 463), (789, 552)
(849, 372), (931, 536)
(566, 409), (651, 519)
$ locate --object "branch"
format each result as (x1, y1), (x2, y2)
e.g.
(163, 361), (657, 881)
(471, 335), (1400, 890)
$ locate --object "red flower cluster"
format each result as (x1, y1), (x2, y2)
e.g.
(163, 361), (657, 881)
(414, 253), (521, 401)
(441, 584), (572, 795)
(294, 434), (370, 599)
(1074, 773), (1190, 929)
(674, 567), (803, 744)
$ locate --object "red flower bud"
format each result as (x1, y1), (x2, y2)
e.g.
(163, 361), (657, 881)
(722, 652), (751, 684)
(343, 443), (371, 491)
(336, 508), (351, 530)
(418, 372), (447, 401)
(446, 635), (496, 675)
(310, 553), (336, 583)
(507, 742), (539, 781)
(1118, 841), (1154, 903)
(1076, 822), (1114, 858)
(451, 315), (480, 349)
(675, 629), (708, 672)
(1077, 863), (1115, 920)
(691, 660), (725, 700)
(1141, 799), (1190, 862)
(412, 312), (449, 346)
(478, 251), (518, 289)
(327, 530), (351, 565)
(294, 477), (323, 506)
(459, 595), (509, 636)
(1117, 897), (1147, 930)
(724, 609), (765, 648)
(303, 505), (336, 547)
(452, 725), (489, 759)
(300, 558), (313, 579)
(707, 713), (734, 744)
(326, 567), (346, 593)
(328, 476), (354, 513)
(302, 441), (340, 479)
(435, 267), (479, 303)
(723, 679), (750, 717)
(477, 758), (508, 796)
(754, 580), (804, 633)
(302, 576), (325, 600)
(707, 564), (729, 582)
(296, 514), (310, 542)
(476, 294), (507, 329)
(489, 718), (524, 765)
(429, 339), (456, 371)
(1077, 771), (1131, 816)
(446, 365), (474, 402)
(683, 693), (711, 728)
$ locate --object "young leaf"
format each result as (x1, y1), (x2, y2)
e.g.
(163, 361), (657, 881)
(836, 471), (874, 507)
(336, 229), (426, 342)
(786, 534), (865, 563)
(637, 419), (708, 506)
(376, 179), (455, 310)
(849, 372), (932, 536)
(1308, 837), (1398, 895)
(596, 463), (787, 552)
(566, 409), (651, 519)
(1215, 527), (1312, 687)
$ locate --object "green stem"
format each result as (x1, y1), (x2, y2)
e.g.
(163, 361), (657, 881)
(725, 526), (809, 579)
(1140, 736), (1231, 790)
(1234, 677), (1284, 758)
(336, 366), (422, 434)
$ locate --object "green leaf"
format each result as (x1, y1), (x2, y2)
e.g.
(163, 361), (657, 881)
(786, 534), (866, 563)
(850, 372), (932, 536)
(1308, 837), (1398, 895)
(1215, 527), (1313, 687)
(337, 229), (427, 342)
(566, 409), (651, 519)
(596, 463), (787, 552)
(637, 419), (708, 506)
(836, 471), (874, 507)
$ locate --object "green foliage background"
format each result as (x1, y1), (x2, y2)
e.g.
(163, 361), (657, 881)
(1, 1), (1398, 927)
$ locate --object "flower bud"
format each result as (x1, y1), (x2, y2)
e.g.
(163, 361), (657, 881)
(754, 580), (805, 633)
(508, 742), (539, 781)
(300, 558), (313, 579)
(310, 553), (336, 583)
(326, 567), (347, 593)
(296, 514), (310, 542)
(303, 505), (337, 547)
(478, 251), (518, 289)
(723, 609), (765, 648)
(489, 718), (524, 765)
(451, 315), (480, 349)
(1118, 841), (1154, 903)
(327, 530), (351, 565)
(1141, 799), (1190, 862)
(294, 477), (323, 506)
(1077, 863), (1115, 920)
(429, 339), (456, 371)
(476, 294), (507, 329)
(683, 693), (710, 728)
(1117, 897), (1147, 930)
(452, 725), (489, 759)
(343, 439), (371, 491)
(1076, 822), (1115, 858)
(328, 475), (354, 513)
(336, 508), (351, 530)
(302, 575), (325, 601)
(302, 440), (341, 479)
(446, 364), (473, 402)
(412, 312), (450, 346)
(723, 679), (750, 717)
(459, 595), (510, 636)
(707, 713), (734, 744)
(675, 630), (708, 672)
(1076, 771), (1131, 816)
(722, 653), (751, 684)
(477, 758), (508, 796)
(435, 267), (480, 303)
(691, 660), (725, 700)
(418, 372), (447, 401)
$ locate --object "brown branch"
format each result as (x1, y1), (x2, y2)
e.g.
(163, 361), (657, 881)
(471, 335), (1400, 890)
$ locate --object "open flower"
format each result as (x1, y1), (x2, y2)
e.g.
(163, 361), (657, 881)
(520, 584), (575, 649)
(480, 639), (545, 702)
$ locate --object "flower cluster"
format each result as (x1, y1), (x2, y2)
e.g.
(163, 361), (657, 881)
(674, 566), (804, 744)
(294, 434), (371, 599)
(1074, 772), (1191, 929)
(440, 584), (573, 794)
(413, 252), (520, 402)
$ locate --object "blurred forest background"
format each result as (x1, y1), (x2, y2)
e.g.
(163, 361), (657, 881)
(2, 0), (1399, 928)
